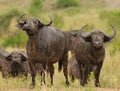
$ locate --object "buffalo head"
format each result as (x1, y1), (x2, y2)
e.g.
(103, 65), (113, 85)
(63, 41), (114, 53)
(6, 51), (27, 76)
(17, 14), (53, 36)
(80, 24), (116, 48)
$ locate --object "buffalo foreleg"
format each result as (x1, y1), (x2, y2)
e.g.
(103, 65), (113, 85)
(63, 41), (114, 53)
(29, 61), (36, 88)
(48, 64), (54, 85)
(94, 62), (103, 87)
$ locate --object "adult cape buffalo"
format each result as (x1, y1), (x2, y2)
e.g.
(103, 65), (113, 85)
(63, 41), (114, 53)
(17, 14), (69, 87)
(71, 24), (116, 87)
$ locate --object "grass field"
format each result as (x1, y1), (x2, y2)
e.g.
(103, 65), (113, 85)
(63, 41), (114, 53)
(0, 49), (119, 91)
(0, 0), (120, 91)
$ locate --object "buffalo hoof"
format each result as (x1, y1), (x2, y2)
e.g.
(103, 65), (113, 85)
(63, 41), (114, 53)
(80, 81), (85, 86)
(29, 83), (35, 89)
(41, 82), (46, 86)
(95, 82), (100, 87)
(66, 81), (70, 87)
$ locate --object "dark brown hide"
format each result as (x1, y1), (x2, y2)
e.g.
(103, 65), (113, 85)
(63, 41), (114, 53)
(0, 47), (9, 78)
(68, 54), (80, 81)
(0, 54), (9, 78)
(6, 51), (29, 77)
(71, 25), (116, 86)
(65, 25), (88, 51)
(17, 15), (69, 86)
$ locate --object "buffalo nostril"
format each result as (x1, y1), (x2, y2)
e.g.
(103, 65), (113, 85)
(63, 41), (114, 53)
(23, 24), (30, 31)
(26, 25), (30, 28)
(23, 24), (30, 28)
(95, 42), (100, 45)
(98, 42), (101, 45)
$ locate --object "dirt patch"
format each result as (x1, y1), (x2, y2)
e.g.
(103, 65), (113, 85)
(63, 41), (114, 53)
(96, 88), (119, 91)
(6, 88), (120, 91)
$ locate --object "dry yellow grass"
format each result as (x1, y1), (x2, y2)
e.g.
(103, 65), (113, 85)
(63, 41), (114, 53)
(0, 0), (120, 91)
(0, 49), (119, 91)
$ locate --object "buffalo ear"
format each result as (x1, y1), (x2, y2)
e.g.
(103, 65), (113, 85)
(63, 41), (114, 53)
(71, 31), (78, 37)
(38, 21), (44, 28)
(104, 36), (111, 42)
(20, 54), (27, 62)
(6, 55), (12, 62)
(82, 36), (92, 42)
(16, 23), (24, 30)
(79, 31), (92, 42)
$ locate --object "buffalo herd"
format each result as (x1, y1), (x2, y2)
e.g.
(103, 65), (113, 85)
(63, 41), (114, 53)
(0, 15), (117, 88)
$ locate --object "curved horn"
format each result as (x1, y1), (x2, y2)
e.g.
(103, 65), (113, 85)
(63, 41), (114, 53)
(44, 16), (53, 26)
(103, 24), (117, 42)
(79, 25), (93, 38)
(108, 24), (117, 39)
(37, 16), (53, 26)
(80, 24), (88, 30)
(17, 14), (26, 24)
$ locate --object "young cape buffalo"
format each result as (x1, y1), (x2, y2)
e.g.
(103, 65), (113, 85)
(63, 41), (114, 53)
(6, 51), (30, 77)
(71, 25), (116, 86)
(17, 15), (69, 87)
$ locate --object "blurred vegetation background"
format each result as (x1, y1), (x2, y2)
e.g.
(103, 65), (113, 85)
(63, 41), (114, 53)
(0, 0), (120, 55)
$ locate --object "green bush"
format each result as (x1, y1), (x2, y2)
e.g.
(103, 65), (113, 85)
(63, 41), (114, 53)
(52, 13), (64, 28)
(0, 8), (21, 32)
(65, 7), (80, 16)
(99, 9), (120, 27)
(28, 0), (43, 15)
(2, 31), (28, 48)
(99, 10), (120, 54)
(56, 0), (79, 9)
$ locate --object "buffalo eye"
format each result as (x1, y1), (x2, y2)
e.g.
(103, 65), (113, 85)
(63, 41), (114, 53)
(20, 54), (27, 62)
(6, 55), (12, 62)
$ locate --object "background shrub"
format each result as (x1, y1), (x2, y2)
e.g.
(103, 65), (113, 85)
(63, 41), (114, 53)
(0, 8), (21, 34)
(52, 13), (64, 28)
(56, 0), (79, 9)
(2, 31), (28, 48)
(99, 10), (120, 54)
(28, 0), (43, 15)
(99, 9), (120, 27)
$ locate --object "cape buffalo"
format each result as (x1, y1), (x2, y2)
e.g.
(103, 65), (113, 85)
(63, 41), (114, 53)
(6, 51), (30, 77)
(71, 24), (116, 86)
(17, 14), (69, 87)
(65, 25), (88, 52)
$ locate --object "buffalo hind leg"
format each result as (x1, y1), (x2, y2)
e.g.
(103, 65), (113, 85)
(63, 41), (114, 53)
(62, 53), (70, 86)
